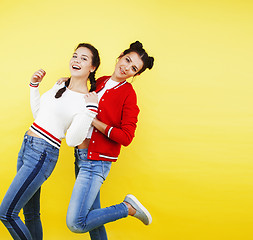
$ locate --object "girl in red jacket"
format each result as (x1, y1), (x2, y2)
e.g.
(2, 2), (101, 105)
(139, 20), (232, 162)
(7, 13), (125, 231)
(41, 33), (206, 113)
(65, 41), (154, 239)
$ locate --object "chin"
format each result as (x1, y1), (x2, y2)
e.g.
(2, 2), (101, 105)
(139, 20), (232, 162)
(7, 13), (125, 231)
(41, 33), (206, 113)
(70, 71), (82, 77)
(117, 72), (126, 79)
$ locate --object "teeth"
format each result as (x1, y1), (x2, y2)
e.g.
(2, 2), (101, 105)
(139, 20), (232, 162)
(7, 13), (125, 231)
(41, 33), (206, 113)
(72, 65), (81, 70)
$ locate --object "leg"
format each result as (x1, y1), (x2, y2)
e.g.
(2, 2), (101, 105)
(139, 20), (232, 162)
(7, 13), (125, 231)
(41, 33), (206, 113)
(66, 157), (106, 233)
(66, 149), (128, 235)
(74, 150), (107, 240)
(0, 154), (46, 239)
(23, 188), (43, 240)
(0, 134), (58, 240)
(89, 191), (108, 240)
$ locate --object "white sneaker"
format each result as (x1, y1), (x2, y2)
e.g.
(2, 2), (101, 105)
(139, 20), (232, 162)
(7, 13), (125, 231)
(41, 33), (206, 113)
(124, 194), (152, 225)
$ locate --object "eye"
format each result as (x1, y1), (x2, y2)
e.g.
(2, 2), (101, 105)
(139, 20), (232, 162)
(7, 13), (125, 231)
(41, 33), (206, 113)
(132, 67), (137, 72)
(126, 57), (130, 62)
(73, 55), (77, 58)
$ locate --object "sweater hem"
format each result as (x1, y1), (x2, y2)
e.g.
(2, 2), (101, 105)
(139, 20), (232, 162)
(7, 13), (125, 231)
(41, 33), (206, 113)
(30, 122), (61, 149)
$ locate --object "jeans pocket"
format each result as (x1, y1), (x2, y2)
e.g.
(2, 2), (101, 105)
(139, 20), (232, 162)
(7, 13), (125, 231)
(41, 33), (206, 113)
(31, 141), (59, 157)
(29, 141), (45, 155)
(27, 141), (59, 179)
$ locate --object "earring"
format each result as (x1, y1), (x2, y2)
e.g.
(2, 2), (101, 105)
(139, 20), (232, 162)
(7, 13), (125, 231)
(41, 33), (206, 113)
(130, 76), (136, 83)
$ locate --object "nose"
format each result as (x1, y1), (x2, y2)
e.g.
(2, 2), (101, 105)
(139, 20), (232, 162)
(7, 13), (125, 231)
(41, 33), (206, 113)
(74, 58), (80, 63)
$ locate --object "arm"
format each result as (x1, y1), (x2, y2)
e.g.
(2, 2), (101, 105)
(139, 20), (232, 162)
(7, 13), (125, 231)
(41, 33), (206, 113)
(30, 69), (46, 119)
(93, 91), (140, 146)
(66, 92), (98, 147)
(92, 117), (107, 135)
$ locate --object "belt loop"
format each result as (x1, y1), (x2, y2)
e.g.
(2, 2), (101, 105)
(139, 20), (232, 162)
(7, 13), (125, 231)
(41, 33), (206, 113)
(29, 135), (32, 144)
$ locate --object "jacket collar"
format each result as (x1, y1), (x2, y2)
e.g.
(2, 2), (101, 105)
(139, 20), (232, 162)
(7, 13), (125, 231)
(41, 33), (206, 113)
(95, 76), (127, 93)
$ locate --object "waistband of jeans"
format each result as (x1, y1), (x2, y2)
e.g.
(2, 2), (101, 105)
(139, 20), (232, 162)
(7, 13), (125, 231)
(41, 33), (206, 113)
(74, 147), (88, 155)
(24, 132), (59, 150)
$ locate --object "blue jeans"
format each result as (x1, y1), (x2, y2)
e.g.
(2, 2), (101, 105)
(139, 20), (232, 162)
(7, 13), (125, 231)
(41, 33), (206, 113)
(0, 133), (59, 240)
(66, 148), (128, 240)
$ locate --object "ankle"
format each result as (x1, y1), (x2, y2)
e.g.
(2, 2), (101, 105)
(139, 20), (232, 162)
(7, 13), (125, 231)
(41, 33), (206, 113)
(124, 201), (136, 216)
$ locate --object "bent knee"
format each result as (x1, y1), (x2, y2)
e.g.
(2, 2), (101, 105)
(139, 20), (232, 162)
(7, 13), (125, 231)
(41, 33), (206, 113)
(66, 217), (88, 233)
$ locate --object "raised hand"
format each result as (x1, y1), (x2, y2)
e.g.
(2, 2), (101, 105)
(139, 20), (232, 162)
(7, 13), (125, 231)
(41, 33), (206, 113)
(31, 69), (46, 83)
(57, 77), (69, 85)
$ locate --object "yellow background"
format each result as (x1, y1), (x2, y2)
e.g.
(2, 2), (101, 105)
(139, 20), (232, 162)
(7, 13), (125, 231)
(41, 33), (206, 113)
(0, 0), (253, 239)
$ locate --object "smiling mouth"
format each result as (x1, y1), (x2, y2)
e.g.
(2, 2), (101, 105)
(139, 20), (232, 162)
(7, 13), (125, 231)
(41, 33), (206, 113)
(72, 65), (81, 70)
(120, 67), (126, 75)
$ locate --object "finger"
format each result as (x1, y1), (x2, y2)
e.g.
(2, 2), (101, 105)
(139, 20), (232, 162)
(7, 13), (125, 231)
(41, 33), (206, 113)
(35, 73), (43, 79)
(57, 77), (68, 84)
(36, 70), (45, 79)
(34, 71), (44, 78)
(33, 73), (41, 79)
(39, 69), (46, 75)
(39, 70), (46, 77)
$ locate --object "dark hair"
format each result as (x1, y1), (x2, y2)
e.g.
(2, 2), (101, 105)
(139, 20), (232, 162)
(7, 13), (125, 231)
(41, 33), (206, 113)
(55, 43), (100, 98)
(121, 41), (154, 75)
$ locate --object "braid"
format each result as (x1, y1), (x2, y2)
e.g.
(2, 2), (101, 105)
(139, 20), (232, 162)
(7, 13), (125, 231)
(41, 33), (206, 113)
(89, 71), (96, 92)
(55, 78), (70, 98)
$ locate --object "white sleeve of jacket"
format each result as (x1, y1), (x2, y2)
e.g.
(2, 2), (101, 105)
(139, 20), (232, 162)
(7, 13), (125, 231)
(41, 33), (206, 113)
(65, 105), (98, 147)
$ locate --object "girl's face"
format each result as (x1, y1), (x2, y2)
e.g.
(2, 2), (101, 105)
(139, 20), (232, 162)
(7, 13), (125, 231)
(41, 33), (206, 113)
(69, 47), (95, 78)
(112, 52), (144, 82)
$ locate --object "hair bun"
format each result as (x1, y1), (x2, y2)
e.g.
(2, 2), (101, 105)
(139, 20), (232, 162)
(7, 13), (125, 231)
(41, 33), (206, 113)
(130, 41), (143, 50)
(147, 56), (154, 69)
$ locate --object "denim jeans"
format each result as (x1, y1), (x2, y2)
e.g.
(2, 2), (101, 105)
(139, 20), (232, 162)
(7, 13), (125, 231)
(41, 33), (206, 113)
(0, 133), (59, 240)
(66, 148), (128, 240)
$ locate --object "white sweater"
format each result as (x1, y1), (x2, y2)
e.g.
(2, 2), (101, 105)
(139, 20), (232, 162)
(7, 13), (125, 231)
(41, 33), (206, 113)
(29, 82), (98, 149)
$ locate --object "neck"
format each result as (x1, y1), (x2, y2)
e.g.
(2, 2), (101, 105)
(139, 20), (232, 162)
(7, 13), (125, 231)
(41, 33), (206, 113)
(68, 76), (89, 94)
(111, 72), (126, 83)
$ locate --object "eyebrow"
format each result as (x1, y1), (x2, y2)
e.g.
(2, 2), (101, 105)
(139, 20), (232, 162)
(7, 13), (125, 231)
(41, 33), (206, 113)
(73, 53), (90, 58)
(128, 56), (139, 71)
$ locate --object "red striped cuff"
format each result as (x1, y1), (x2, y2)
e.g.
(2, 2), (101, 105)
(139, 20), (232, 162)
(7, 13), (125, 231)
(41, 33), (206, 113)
(86, 104), (98, 114)
(29, 82), (39, 88)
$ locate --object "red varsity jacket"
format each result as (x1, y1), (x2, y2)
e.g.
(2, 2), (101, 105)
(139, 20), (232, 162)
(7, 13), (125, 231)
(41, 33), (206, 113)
(87, 76), (140, 162)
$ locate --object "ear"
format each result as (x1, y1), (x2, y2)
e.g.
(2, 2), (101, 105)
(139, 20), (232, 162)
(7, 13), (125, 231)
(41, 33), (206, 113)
(90, 66), (96, 73)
